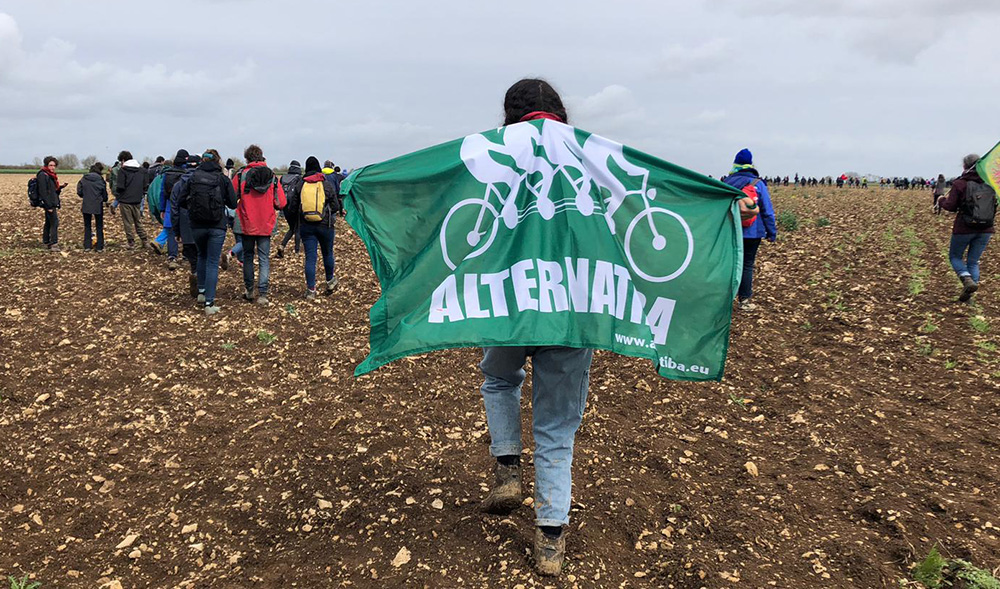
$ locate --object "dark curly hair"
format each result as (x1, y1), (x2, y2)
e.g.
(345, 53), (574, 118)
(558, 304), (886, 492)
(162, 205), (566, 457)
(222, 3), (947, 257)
(244, 144), (264, 163)
(117, 150), (132, 162)
(502, 78), (568, 126)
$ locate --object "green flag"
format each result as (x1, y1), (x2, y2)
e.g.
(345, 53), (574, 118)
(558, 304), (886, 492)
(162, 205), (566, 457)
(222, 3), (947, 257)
(977, 140), (1000, 196)
(343, 119), (745, 380)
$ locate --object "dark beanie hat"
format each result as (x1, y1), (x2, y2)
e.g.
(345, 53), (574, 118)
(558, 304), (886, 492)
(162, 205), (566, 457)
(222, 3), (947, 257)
(734, 148), (753, 166)
(174, 149), (189, 163)
(225, 158), (234, 169)
(187, 154), (202, 165)
(289, 160), (301, 168)
(305, 156), (322, 175)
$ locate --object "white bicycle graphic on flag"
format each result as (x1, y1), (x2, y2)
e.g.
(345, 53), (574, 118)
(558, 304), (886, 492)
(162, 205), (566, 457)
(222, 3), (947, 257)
(440, 120), (694, 283)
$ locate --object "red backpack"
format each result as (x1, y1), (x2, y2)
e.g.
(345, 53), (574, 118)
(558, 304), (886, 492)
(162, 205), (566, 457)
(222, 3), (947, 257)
(739, 178), (761, 228)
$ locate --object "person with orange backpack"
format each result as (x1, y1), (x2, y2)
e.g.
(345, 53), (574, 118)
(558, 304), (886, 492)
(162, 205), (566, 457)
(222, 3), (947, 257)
(723, 148), (776, 311)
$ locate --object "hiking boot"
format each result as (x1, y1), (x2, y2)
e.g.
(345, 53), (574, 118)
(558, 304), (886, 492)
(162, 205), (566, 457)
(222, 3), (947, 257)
(533, 527), (566, 577)
(204, 305), (221, 316)
(244, 288), (255, 302)
(49, 244), (61, 252)
(305, 289), (317, 301)
(197, 294), (206, 304)
(166, 258), (178, 271)
(276, 246), (285, 259)
(325, 276), (339, 295)
(481, 461), (522, 515)
(220, 251), (230, 270)
(189, 274), (198, 298)
(959, 275), (979, 302)
(149, 241), (163, 255)
(257, 295), (269, 306)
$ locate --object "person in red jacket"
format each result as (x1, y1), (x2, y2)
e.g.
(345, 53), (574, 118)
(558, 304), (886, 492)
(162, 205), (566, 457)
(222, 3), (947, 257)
(232, 144), (286, 305)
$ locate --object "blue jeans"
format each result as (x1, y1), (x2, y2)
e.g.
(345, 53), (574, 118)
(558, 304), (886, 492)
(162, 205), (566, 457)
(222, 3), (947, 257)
(166, 226), (178, 259)
(231, 236), (243, 263)
(480, 346), (594, 527)
(949, 232), (992, 282)
(738, 238), (762, 301)
(300, 223), (335, 290)
(241, 235), (271, 295)
(192, 226), (226, 306)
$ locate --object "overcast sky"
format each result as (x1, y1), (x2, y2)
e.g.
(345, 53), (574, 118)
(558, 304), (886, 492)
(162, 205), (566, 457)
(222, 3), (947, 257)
(0, 0), (997, 177)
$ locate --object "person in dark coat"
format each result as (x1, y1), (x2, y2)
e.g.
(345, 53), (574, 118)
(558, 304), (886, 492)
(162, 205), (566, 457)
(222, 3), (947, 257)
(77, 162), (109, 251)
(278, 160), (303, 257)
(298, 156), (342, 299)
(113, 150), (149, 249)
(937, 154), (996, 303)
(36, 155), (68, 251)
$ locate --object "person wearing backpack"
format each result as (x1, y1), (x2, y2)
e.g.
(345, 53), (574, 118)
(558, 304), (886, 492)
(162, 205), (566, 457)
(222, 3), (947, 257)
(298, 156), (341, 300)
(177, 150), (238, 315)
(113, 150), (150, 250)
(723, 148), (777, 311)
(232, 144), (286, 305)
(938, 153), (996, 303)
(170, 153), (203, 296)
(77, 162), (109, 251)
(36, 156), (68, 251)
(160, 149), (192, 270)
(277, 160), (303, 258)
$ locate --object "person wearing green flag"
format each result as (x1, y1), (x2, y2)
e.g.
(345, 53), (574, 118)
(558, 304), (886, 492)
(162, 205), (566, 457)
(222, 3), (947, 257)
(343, 76), (743, 577)
(470, 78), (593, 577)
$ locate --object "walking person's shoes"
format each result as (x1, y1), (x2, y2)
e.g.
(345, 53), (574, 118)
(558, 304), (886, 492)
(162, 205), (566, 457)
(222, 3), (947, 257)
(305, 289), (317, 301)
(188, 274), (198, 298)
(481, 461), (522, 515)
(244, 288), (255, 302)
(204, 305), (221, 316)
(220, 251), (230, 270)
(257, 295), (269, 306)
(49, 244), (61, 252)
(959, 275), (979, 303)
(276, 246), (284, 259)
(533, 527), (566, 577)
(325, 276), (339, 295)
(166, 258), (178, 271)
(738, 298), (755, 311)
(148, 241), (163, 255)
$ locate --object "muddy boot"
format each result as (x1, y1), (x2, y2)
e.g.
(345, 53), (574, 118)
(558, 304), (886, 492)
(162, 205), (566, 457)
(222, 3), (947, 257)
(534, 526), (566, 577)
(959, 275), (979, 303)
(481, 461), (522, 515)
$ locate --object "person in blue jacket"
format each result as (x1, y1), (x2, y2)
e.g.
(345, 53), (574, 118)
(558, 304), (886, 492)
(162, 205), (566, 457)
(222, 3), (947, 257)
(723, 148), (777, 310)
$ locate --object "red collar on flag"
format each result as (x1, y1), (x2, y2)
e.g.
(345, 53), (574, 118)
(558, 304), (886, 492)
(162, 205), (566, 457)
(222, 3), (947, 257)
(519, 111), (564, 123)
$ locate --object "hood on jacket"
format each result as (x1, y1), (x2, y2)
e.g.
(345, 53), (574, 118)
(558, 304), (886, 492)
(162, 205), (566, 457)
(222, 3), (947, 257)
(82, 172), (104, 183)
(123, 159), (141, 168)
(287, 161), (302, 175)
(198, 160), (223, 173)
(303, 172), (326, 183)
(305, 156), (322, 176)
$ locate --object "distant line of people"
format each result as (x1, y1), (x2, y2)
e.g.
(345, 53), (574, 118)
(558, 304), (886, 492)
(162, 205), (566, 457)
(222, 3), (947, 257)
(31, 146), (348, 315)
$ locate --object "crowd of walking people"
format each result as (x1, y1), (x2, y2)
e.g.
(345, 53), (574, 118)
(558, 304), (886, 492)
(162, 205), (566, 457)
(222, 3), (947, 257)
(31, 146), (347, 314)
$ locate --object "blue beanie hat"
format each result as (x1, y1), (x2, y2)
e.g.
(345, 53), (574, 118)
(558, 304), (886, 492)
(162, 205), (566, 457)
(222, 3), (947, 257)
(734, 148), (753, 166)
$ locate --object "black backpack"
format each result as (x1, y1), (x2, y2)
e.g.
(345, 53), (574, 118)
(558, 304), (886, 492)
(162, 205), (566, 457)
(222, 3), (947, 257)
(961, 181), (997, 230)
(27, 177), (41, 207)
(187, 168), (224, 225)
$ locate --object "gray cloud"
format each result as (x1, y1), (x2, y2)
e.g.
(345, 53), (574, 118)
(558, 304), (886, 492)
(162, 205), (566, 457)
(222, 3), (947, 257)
(0, 1), (997, 178)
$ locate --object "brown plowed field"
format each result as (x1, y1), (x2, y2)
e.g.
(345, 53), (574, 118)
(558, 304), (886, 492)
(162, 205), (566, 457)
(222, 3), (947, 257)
(1, 175), (998, 588)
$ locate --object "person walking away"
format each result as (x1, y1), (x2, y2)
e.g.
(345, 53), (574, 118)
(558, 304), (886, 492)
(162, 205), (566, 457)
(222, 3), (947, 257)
(233, 144), (286, 305)
(933, 173), (947, 214)
(723, 148), (777, 311)
(278, 160), (304, 258)
(938, 154), (996, 303)
(161, 150), (192, 270)
(298, 156), (341, 299)
(170, 153), (203, 296)
(77, 162), (108, 251)
(114, 151), (149, 250)
(37, 156), (67, 251)
(177, 150), (237, 315)
(471, 79), (597, 578)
